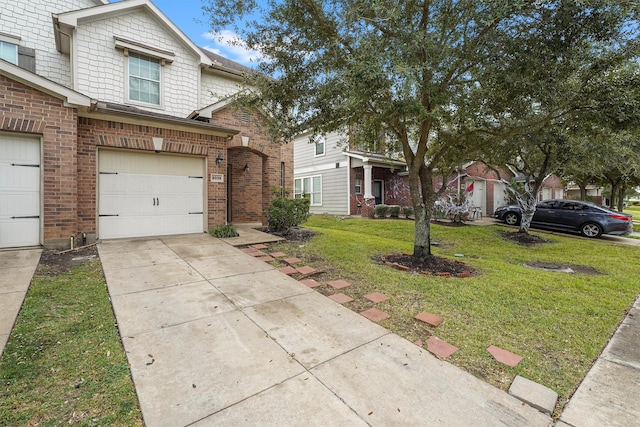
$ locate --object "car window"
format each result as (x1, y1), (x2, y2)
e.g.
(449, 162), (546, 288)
(537, 201), (556, 209)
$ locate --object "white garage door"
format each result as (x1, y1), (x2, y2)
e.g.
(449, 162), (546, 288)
(0, 135), (40, 248)
(98, 150), (205, 239)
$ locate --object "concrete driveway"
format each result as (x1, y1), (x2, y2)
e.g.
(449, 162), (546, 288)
(0, 249), (41, 356)
(98, 234), (551, 427)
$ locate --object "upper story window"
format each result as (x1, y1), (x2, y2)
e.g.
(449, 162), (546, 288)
(315, 136), (325, 156)
(0, 40), (18, 65)
(0, 33), (35, 73)
(128, 52), (161, 105)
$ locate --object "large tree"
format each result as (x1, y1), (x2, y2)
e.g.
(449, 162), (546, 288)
(204, 0), (639, 258)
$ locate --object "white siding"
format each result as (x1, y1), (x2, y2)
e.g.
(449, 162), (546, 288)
(74, 10), (201, 117)
(200, 71), (242, 106)
(0, 0), (100, 88)
(294, 131), (349, 215)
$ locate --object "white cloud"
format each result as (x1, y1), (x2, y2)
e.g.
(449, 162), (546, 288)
(201, 30), (261, 66)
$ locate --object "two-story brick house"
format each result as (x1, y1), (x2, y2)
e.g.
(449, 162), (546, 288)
(0, 0), (292, 248)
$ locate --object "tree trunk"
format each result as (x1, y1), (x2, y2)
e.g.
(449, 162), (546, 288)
(610, 182), (619, 208)
(413, 202), (431, 258)
(408, 159), (434, 258)
(579, 184), (587, 200)
(518, 193), (538, 233)
(617, 185), (626, 211)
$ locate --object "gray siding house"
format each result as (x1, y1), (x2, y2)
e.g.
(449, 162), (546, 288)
(293, 131), (350, 215)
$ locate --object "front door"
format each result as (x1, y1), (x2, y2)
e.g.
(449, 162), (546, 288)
(374, 180), (384, 205)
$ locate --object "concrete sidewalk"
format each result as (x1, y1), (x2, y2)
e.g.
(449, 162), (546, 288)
(0, 248), (41, 356)
(558, 294), (640, 427)
(98, 234), (551, 427)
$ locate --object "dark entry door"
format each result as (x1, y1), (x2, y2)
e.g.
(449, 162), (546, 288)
(374, 180), (383, 205)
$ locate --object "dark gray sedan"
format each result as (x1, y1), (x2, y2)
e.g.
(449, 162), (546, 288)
(494, 199), (633, 238)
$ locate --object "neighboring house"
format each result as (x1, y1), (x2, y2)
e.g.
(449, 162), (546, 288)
(293, 131), (407, 216)
(293, 131), (564, 217)
(564, 184), (604, 205)
(0, 0), (292, 249)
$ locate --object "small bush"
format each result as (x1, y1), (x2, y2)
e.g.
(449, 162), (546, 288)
(374, 204), (388, 218)
(402, 205), (414, 218)
(209, 225), (239, 238)
(267, 196), (311, 232)
(388, 205), (401, 218)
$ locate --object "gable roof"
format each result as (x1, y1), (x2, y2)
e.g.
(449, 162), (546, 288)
(0, 58), (92, 107)
(202, 49), (253, 78)
(53, 0), (212, 64)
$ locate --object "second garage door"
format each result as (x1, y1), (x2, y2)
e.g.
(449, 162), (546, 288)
(0, 134), (40, 248)
(98, 150), (205, 239)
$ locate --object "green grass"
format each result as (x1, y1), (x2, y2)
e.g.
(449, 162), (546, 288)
(273, 215), (640, 415)
(624, 205), (640, 232)
(0, 260), (142, 426)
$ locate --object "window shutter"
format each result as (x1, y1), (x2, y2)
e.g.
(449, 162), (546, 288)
(18, 46), (35, 72)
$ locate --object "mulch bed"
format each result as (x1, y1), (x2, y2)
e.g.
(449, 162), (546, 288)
(36, 245), (99, 277)
(498, 230), (549, 246)
(377, 253), (476, 277)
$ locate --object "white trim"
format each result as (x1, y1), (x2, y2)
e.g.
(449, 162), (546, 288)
(71, 27), (78, 90)
(115, 37), (175, 63)
(126, 52), (163, 107)
(314, 136), (326, 157)
(0, 33), (21, 44)
(294, 161), (348, 175)
(346, 157), (352, 214)
(294, 175), (323, 206)
(0, 59), (92, 107)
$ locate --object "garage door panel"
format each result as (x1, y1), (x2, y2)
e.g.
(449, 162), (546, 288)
(0, 136), (40, 248)
(98, 151), (205, 239)
(0, 219), (40, 247)
(0, 193), (40, 217)
(153, 213), (203, 235)
(98, 215), (158, 239)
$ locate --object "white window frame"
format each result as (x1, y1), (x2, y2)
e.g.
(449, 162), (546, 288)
(314, 136), (326, 157)
(294, 175), (322, 206)
(127, 52), (162, 106)
(355, 178), (362, 194)
(0, 40), (18, 65)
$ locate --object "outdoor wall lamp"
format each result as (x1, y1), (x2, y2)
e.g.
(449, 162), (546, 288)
(244, 163), (249, 172)
(215, 153), (224, 165)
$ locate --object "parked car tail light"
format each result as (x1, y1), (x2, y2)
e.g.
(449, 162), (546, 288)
(609, 214), (631, 221)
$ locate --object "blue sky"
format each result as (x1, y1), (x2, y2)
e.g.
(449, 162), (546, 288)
(151, 0), (259, 66)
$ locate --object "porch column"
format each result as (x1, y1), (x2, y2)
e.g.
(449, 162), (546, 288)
(362, 164), (375, 218)
(363, 164), (373, 198)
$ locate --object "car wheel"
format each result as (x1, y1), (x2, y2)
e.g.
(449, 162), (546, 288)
(504, 212), (520, 226)
(580, 222), (602, 238)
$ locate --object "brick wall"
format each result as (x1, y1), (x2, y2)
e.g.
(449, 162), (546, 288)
(77, 117), (227, 235)
(1, 74), (78, 248)
(228, 149), (263, 223)
(210, 106), (293, 225)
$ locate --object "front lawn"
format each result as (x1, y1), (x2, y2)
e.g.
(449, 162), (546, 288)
(624, 205), (640, 232)
(0, 252), (142, 426)
(272, 215), (640, 416)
